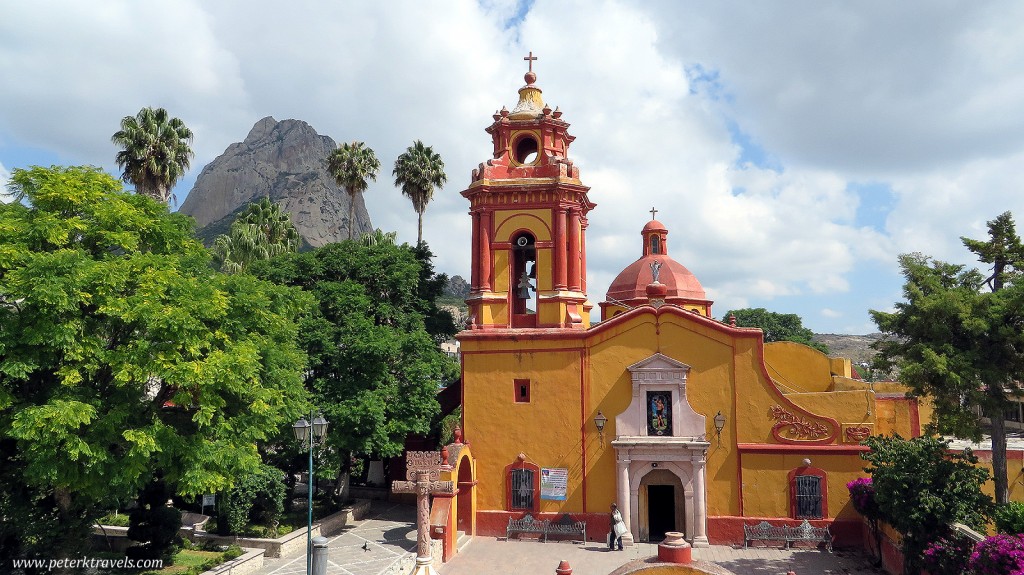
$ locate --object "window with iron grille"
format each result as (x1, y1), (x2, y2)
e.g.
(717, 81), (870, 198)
(795, 475), (823, 519)
(511, 468), (535, 510)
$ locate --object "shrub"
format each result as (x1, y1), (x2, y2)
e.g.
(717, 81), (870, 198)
(217, 464), (286, 534)
(847, 477), (882, 565)
(861, 434), (993, 574)
(969, 533), (1024, 575)
(996, 502), (1024, 535)
(923, 533), (976, 575)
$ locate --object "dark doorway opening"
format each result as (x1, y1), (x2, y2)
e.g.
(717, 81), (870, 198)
(647, 484), (675, 541)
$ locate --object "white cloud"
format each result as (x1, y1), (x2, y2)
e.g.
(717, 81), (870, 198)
(2, 1), (1023, 333)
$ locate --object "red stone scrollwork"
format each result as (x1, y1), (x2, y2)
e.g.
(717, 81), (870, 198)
(769, 405), (837, 444)
(844, 426), (871, 443)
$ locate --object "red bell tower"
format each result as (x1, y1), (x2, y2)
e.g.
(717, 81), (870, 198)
(462, 55), (595, 329)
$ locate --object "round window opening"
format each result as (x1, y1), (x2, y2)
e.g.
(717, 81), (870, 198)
(514, 136), (539, 165)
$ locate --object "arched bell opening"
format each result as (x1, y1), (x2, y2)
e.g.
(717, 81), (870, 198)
(511, 232), (537, 327)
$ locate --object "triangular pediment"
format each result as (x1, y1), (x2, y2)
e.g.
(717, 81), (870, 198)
(626, 353), (690, 373)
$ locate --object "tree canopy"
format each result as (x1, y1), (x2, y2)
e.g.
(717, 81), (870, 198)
(0, 166), (309, 559)
(327, 141), (379, 240)
(212, 197), (301, 273)
(393, 140), (446, 246)
(872, 212), (1024, 504)
(721, 307), (828, 353)
(251, 239), (458, 500)
(111, 106), (194, 204)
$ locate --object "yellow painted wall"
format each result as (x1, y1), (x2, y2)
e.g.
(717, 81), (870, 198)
(458, 305), (938, 526)
(741, 453), (866, 519)
(763, 341), (834, 393)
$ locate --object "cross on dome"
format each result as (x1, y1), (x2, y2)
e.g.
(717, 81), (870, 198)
(524, 51), (538, 72)
(650, 207), (658, 220)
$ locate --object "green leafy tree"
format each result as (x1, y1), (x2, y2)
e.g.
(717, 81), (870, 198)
(393, 140), (447, 246)
(252, 240), (458, 502)
(722, 307), (828, 353)
(327, 141), (379, 240)
(862, 434), (992, 574)
(111, 106), (194, 204)
(872, 212), (1024, 504)
(0, 166), (310, 560)
(212, 197), (300, 273)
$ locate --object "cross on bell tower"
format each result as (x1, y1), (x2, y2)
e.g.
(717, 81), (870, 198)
(461, 58), (596, 330)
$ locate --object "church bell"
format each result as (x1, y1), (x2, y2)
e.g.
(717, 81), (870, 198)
(516, 270), (533, 299)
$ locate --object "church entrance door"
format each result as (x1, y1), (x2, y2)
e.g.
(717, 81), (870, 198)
(647, 484), (675, 541)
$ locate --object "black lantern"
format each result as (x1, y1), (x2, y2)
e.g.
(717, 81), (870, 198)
(292, 418), (310, 443)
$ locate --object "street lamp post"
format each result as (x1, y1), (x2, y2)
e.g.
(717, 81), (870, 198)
(293, 412), (329, 575)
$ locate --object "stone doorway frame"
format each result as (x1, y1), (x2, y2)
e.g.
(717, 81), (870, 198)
(610, 353), (710, 547)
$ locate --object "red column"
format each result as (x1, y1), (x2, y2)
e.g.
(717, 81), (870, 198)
(568, 209), (581, 291)
(470, 211), (480, 292)
(480, 211), (492, 291)
(553, 207), (567, 290)
(580, 217), (588, 293)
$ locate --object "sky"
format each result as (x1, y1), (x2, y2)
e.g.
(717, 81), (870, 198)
(3, 1), (1024, 334)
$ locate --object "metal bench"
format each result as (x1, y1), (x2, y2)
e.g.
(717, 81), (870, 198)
(785, 519), (832, 551)
(545, 514), (586, 542)
(743, 521), (788, 549)
(506, 513), (550, 541)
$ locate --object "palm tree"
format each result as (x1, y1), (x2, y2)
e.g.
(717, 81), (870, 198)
(111, 107), (194, 204)
(212, 197), (300, 273)
(327, 141), (380, 240)
(393, 140), (446, 246)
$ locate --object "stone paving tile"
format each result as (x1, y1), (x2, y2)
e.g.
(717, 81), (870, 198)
(255, 500), (884, 575)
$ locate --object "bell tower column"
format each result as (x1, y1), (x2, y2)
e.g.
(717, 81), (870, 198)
(553, 207), (567, 290)
(568, 209), (581, 292)
(480, 210), (492, 292)
(470, 211), (480, 291)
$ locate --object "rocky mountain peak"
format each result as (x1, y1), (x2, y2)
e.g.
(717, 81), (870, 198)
(179, 117), (373, 247)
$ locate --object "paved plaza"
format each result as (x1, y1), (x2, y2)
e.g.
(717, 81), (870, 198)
(255, 501), (884, 575)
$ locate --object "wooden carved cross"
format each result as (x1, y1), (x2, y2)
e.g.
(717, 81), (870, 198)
(392, 451), (454, 571)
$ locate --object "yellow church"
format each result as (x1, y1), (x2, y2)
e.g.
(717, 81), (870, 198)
(430, 62), (930, 559)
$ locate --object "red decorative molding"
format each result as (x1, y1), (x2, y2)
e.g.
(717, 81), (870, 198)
(737, 443), (869, 454)
(769, 405), (836, 444)
(844, 426), (871, 443)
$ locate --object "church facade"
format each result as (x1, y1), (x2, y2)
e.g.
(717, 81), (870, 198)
(448, 63), (925, 550)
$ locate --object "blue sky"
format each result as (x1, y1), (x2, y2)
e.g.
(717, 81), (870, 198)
(4, 1), (1024, 334)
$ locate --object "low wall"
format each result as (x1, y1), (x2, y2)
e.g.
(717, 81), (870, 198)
(93, 499), (372, 559)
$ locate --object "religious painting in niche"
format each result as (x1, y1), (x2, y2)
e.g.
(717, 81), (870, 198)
(647, 391), (672, 436)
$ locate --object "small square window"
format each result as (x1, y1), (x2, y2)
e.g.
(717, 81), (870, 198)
(514, 378), (530, 403)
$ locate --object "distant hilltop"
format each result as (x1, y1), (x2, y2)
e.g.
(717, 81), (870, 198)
(812, 332), (881, 365)
(179, 117), (373, 247)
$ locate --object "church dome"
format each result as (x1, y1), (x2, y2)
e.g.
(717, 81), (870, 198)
(606, 255), (707, 302)
(601, 217), (713, 320)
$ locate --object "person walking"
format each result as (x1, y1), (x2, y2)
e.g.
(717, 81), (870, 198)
(609, 503), (626, 551)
